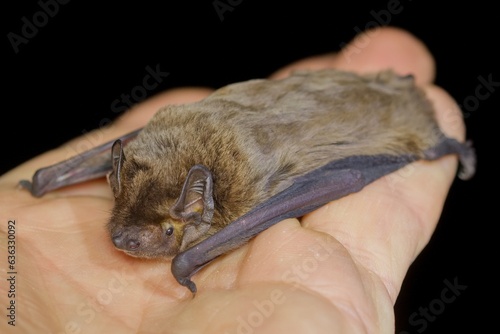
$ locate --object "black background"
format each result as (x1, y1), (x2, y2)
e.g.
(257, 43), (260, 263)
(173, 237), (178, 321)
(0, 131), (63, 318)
(3, 1), (496, 332)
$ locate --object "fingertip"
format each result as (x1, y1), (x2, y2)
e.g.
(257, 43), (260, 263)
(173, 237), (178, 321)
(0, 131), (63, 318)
(271, 27), (436, 85)
(270, 53), (338, 79)
(335, 27), (436, 85)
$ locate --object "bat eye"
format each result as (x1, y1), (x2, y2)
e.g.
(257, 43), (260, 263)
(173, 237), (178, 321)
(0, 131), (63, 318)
(166, 227), (174, 236)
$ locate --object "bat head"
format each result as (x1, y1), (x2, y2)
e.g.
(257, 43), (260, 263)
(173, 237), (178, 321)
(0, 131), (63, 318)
(106, 140), (214, 259)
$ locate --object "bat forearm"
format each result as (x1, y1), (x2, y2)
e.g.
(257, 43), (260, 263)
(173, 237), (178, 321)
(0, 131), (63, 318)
(19, 128), (142, 197)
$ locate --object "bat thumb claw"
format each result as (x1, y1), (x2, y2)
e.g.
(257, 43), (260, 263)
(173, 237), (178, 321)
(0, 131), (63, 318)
(177, 277), (197, 296)
(18, 180), (43, 197)
(18, 180), (33, 192)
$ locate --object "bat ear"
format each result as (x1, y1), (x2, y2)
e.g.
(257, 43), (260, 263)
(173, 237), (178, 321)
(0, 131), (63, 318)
(170, 164), (215, 226)
(108, 140), (125, 197)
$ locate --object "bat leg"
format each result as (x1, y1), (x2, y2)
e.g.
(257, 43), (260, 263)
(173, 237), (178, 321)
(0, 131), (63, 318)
(424, 137), (476, 180)
(19, 129), (142, 197)
(171, 154), (417, 294)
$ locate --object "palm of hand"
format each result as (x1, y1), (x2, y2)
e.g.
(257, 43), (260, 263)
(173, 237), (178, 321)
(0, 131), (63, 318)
(0, 27), (464, 333)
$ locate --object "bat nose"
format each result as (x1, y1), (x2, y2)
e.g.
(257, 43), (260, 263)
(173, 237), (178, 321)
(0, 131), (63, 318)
(112, 231), (140, 251)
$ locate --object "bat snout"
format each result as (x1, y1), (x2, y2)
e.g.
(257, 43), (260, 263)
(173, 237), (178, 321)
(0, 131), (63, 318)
(112, 230), (140, 251)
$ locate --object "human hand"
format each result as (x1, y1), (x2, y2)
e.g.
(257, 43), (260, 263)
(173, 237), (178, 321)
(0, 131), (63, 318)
(0, 27), (466, 333)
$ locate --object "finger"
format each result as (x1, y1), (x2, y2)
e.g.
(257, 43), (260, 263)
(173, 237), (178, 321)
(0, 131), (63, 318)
(271, 26), (435, 86)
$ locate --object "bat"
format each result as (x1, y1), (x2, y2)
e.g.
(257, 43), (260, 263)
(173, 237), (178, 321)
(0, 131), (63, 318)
(20, 69), (476, 294)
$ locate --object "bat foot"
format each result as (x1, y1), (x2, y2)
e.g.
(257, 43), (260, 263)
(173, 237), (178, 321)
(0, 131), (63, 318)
(457, 140), (476, 180)
(424, 138), (476, 180)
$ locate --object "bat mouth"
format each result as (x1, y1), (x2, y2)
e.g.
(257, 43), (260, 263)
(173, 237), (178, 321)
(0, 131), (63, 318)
(113, 245), (149, 258)
(120, 248), (167, 259)
(122, 250), (141, 257)
(111, 241), (139, 256)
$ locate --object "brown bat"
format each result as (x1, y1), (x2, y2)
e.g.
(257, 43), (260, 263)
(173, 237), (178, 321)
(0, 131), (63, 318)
(20, 69), (476, 294)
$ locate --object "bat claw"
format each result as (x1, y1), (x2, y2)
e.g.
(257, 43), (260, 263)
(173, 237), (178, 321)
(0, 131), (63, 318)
(18, 180), (33, 193)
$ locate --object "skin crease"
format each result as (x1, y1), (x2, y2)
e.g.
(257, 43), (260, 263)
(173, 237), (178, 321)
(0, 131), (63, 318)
(0, 27), (465, 333)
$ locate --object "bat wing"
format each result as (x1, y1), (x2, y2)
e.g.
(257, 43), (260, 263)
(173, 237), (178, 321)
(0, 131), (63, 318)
(172, 152), (418, 294)
(19, 129), (142, 197)
(171, 137), (476, 294)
